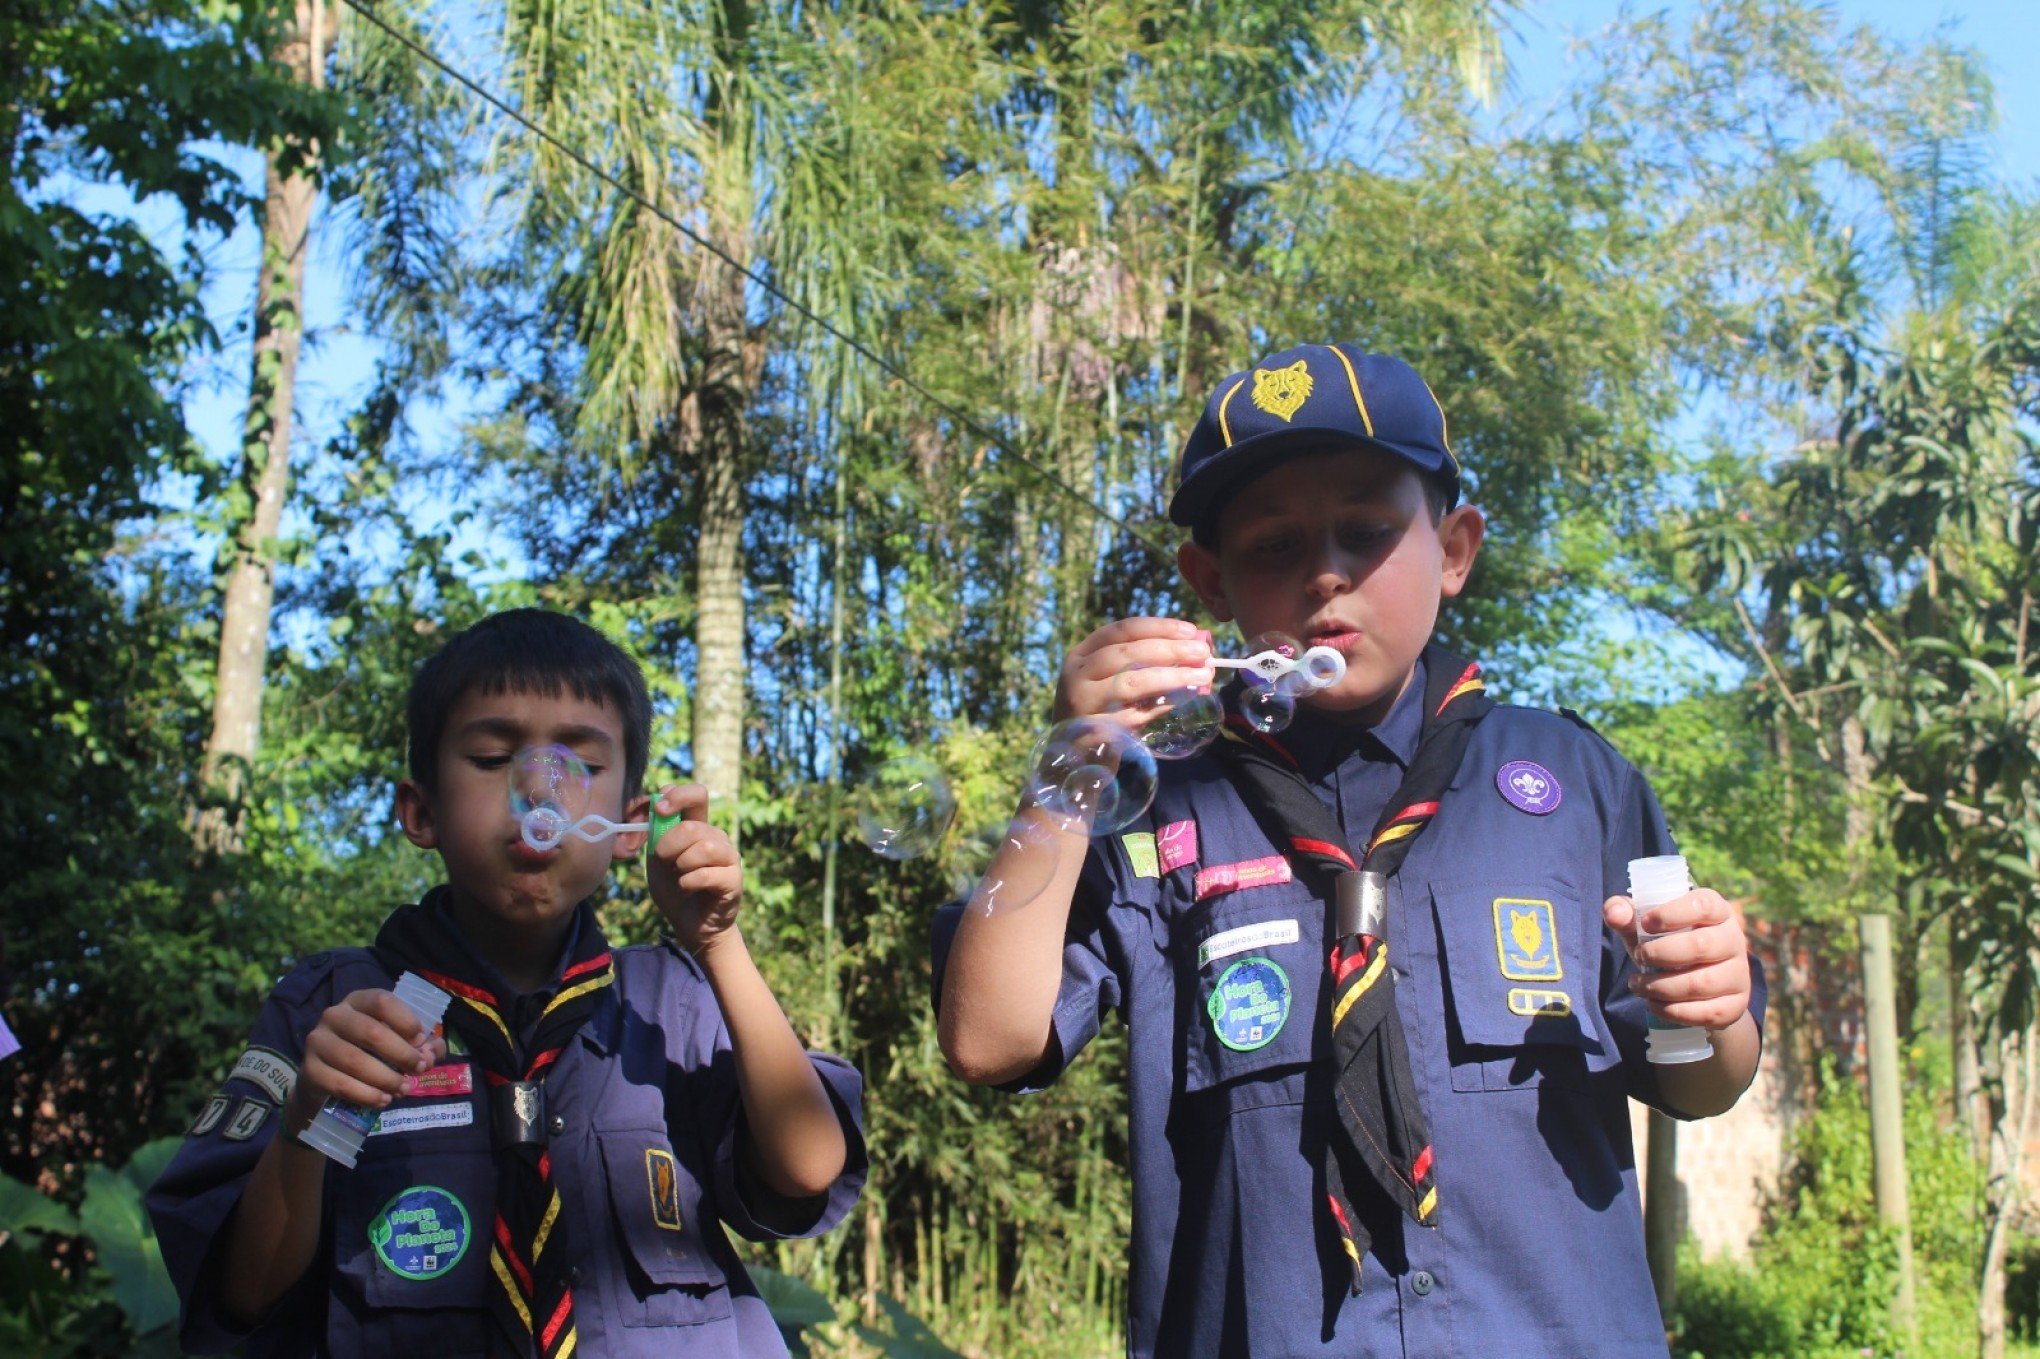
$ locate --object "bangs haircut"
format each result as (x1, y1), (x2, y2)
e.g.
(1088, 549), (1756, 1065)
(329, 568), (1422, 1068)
(407, 608), (653, 795)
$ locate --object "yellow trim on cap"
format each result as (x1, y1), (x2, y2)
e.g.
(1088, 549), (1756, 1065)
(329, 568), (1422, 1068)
(1325, 345), (1374, 437)
(1421, 378), (1462, 474)
(1216, 378), (1248, 447)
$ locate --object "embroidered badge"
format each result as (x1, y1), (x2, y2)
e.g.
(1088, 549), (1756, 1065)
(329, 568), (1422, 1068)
(1207, 956), (1292, 1052)
(1121, 831), (1160, 879)
(1198, 919), (1301, 968)
(222, 1097), (273, 1142)
(1494, 898), (1562, 981)
(1496, 760), (1561, 815)
(1251, 361), (1313, 422)
(409, 1061), (473, 1099)
(646, 1149), (684, 1231)
(189, 1094), (231, 1137)
(1508, 987), (1572, 1018)
(370, 1104), (476, 1137)
(1194, 855), (1293, 902)
(369, 1185), (471, 1279)
(1157, 819), (1199, 874)
(228, 1046), (298, 1104)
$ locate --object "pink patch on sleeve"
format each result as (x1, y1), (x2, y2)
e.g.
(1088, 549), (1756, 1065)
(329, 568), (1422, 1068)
(1194, 855), (1294, 902)
(1157, 820), (1200, 874)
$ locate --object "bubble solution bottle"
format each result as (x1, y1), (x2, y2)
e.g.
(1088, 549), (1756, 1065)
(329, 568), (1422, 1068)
(296, 972), (452, 1168)
(1627, 855), (1714, 1065)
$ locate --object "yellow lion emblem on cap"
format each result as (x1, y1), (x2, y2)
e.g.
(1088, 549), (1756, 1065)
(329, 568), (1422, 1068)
(1251, 360), (1313, 422)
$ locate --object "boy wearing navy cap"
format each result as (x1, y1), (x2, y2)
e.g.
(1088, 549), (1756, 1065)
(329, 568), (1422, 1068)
(935, 344), (1762, 1357)
(148, 608), (866, 1357)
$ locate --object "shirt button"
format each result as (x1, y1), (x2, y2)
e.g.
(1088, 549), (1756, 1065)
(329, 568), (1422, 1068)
(1410, 1270), (1436, 1296)
(549, 1115), (566, 1136)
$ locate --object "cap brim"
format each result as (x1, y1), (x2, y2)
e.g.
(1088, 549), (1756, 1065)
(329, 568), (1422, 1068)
(1169, 427), (1432, 529)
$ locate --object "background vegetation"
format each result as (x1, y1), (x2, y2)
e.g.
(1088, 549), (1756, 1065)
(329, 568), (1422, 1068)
(2, 0), (2037, 1355)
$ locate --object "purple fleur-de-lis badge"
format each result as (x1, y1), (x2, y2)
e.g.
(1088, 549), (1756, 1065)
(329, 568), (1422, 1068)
(1496, 760), (1561, 815)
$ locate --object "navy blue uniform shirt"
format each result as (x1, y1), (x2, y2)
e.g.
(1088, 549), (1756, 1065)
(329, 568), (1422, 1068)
(934, 670), (1767, 1358)
(148, 936), (866, 1356)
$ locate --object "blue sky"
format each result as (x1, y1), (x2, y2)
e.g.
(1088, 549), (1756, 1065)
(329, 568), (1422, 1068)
(174, 0), (2040, 569)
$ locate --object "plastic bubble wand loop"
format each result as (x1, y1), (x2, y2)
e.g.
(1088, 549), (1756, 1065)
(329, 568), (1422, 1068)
(1210, 644), (1347, 689)
(519, 805), (690, 854)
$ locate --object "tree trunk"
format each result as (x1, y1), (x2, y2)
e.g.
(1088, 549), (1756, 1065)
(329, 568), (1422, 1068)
(196, 0), (334, 855)
(1979, 1013), (2037, 1359)
(680, 210), (755, 837)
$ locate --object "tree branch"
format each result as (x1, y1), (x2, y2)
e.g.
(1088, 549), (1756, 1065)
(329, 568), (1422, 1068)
(1735, 596), (1837, 763)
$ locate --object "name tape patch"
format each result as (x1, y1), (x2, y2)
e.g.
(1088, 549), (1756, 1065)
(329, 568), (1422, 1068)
(1198, 919), (1301, 969)
(229, 1046), (298, 1104)
(1207, 956), (1292, 1052)
(1508, 987), (1572, 1018)
(1194, 855), (1293, 902)
(369, 1185), (471, 1280)
(371, 1104), (476, 1137)
(409, 1062), (473, 1099)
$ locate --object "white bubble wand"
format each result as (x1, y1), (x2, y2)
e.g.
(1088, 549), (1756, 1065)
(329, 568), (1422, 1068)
(1209, 644), (1347, 689)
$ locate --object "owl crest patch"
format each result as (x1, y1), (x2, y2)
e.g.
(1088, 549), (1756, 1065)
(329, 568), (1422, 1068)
(1494, 897), (1562, 981)
(1251, 361), (1313, 422)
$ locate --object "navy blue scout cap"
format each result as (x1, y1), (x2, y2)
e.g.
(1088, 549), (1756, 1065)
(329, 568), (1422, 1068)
(1169, 342), (1462, 530)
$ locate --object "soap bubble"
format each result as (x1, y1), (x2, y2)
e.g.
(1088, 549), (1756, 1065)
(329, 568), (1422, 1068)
(1106, 664), (1222, 761)
(1141, 689), (1223, 759)
(1242, 631), (1303, 670)
(1025, 718), (1158, 834)
(1241, 685), (1298, 733)
(511, 745), (592, 851)
(955, 817), (1068, 916)
(850, 756), (957, 860)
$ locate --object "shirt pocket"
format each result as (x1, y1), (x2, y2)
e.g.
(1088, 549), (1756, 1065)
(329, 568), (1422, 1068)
(329, 1145), (493, 1355)
(1178, 884), (1325, 1102)
(596, 1127), (733, 1328)
(1431, 879), (1618, 1093)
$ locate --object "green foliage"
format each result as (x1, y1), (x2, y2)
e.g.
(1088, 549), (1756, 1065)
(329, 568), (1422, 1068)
(0, 1138), (183, 1357)
(1672, 1067), (1985, 1359)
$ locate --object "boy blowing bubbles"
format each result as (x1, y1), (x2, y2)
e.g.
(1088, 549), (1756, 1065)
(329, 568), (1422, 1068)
(150, 611), (865, 1357)
(936, 345), (1763, 1357)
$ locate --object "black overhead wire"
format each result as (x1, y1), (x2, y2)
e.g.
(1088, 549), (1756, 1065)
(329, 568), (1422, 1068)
(338, 0), (1175, 567)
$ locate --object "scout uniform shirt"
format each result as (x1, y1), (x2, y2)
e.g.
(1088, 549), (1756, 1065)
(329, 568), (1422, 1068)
(148, 936), (866, 1357)
(933, 667), (1767, 1358)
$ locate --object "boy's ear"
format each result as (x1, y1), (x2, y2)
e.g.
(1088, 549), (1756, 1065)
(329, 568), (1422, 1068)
(394, 779), (439, 849)
(1437, 503), (1485, 599)
(1177, 540), (1234, 622)
(612, 790), (653, 862)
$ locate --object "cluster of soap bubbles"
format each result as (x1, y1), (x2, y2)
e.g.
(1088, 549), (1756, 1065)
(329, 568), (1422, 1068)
(837, 630), (1349, 917)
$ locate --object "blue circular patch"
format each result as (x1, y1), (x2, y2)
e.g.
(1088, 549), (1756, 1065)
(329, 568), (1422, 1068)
(1496, 759), (1562, 815)
(368, 1185), (471, 1280)
(1207, 956), (1291, 1052)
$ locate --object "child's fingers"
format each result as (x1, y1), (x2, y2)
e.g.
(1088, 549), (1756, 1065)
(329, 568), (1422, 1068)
(665, 827), (740, 876)
(303, 1024), (412, 1106)
(675, 863), (743, 903)
(1070, 617), (1201, 661)
(336, 991), (432, 1064)
(1073, 637), (1213, 687)
(1635, 888), (1736, 935)
(1634, 921), (1746, 972)
(658, 782), (711, 822)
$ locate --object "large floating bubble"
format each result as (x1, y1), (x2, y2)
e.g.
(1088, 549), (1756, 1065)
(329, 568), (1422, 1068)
(850, 756), (957, 860)
(511, 745), (593, 851)
(956, 816), (1069, 916)
(1025, 718), (1159, 834)
(1241, 685), (1298, 733)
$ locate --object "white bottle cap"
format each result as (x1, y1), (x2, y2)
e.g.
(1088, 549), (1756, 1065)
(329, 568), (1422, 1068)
(1627, 854), (1690, 909)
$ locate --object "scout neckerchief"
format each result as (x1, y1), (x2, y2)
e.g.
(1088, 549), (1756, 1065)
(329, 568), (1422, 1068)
(1207, 646), (1492, 1292)
(375, 888), (615, 1359)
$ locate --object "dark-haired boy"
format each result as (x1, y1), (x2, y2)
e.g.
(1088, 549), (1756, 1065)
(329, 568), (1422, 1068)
(150, 608), (865, 1356)
(935, 345), (1764, 1357)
